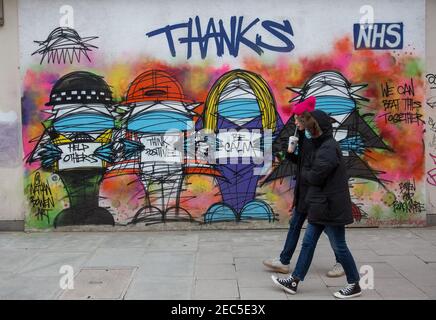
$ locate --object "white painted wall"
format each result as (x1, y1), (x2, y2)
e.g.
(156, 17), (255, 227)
(0, 0), (24, 225)
(18, 0), (426, 66)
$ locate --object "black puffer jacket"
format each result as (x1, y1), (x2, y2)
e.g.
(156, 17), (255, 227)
(286, 130), (313, 214)
(301, 110), (354, 226)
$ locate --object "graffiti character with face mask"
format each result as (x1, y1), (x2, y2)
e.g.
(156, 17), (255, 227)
(28, 71), (116, 227)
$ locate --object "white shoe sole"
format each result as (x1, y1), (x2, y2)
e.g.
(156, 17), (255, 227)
(333, 291), (362, 299)
(263, 261), (290, 274)
(326, 271), (345, 278)
(271, 275), (296, 295)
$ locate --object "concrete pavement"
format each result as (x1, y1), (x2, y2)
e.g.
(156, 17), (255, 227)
(0, 227), (435, 300)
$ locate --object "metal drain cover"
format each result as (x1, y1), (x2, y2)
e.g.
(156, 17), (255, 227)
(59, 268), (136, 300)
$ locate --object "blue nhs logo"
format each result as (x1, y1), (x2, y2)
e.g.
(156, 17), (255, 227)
(353, 23), (403, 50)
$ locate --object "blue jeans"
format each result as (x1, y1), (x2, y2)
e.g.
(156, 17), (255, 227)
(279, 209), (339, 265)
(292, 223), (360, 284)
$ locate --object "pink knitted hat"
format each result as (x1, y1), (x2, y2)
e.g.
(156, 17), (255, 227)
(291, 96), (316, 117)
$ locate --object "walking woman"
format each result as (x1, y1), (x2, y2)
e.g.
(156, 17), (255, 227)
(271, 110), (362, 299)
(263, 97), (344, 278)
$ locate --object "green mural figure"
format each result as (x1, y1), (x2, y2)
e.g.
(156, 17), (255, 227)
(28, 71), (116, 227)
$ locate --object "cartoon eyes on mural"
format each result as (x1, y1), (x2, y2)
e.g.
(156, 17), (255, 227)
(32, 27), (99, 64)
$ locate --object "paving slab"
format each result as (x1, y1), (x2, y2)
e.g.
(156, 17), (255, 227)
(0, 248), (38, 273)
(198, 241), (233, 252)
(195, 263), (237, 280)
(193, 279), (239, 299)
(147, 234), (198, 252)
(97, 233), (151, 249)
(84, 248), (146, 267)
(139, 252), (195, 278)
(237, 271), (280, 288)
(0, 274), (61, 300)
(16, 251), (90, 277)
(0, 228), (435, 300)
(125, 276), (193, 300)
(196, 251), (234, 264)
(239, 286), (287, 300)
(58, 268), (136, 300)
(373, 278), (429, 299)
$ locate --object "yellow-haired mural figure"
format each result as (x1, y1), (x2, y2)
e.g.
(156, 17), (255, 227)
(197, 69), (283, 223)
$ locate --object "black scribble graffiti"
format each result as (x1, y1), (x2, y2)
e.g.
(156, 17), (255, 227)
(379, 79), (424, 125)
(426, 74), (436, 90)
(426, 74), (436, 109)
(29, 172), (55, 223)
(427, 97), (436, 109)
(427, 154), (436, 187)
(428, 117), (436, 133)
(392, 180), (425, 214)
(32, 27), (98, 64)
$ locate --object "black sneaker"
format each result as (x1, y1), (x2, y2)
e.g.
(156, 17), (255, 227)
(271, 275), (299, 294)
(334, 282), (362, 299)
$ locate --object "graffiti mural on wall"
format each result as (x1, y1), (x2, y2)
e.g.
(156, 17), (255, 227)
(26, 69), (284, 226)
(23, 40), (427, 228)
(21, 1), (427, 229)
